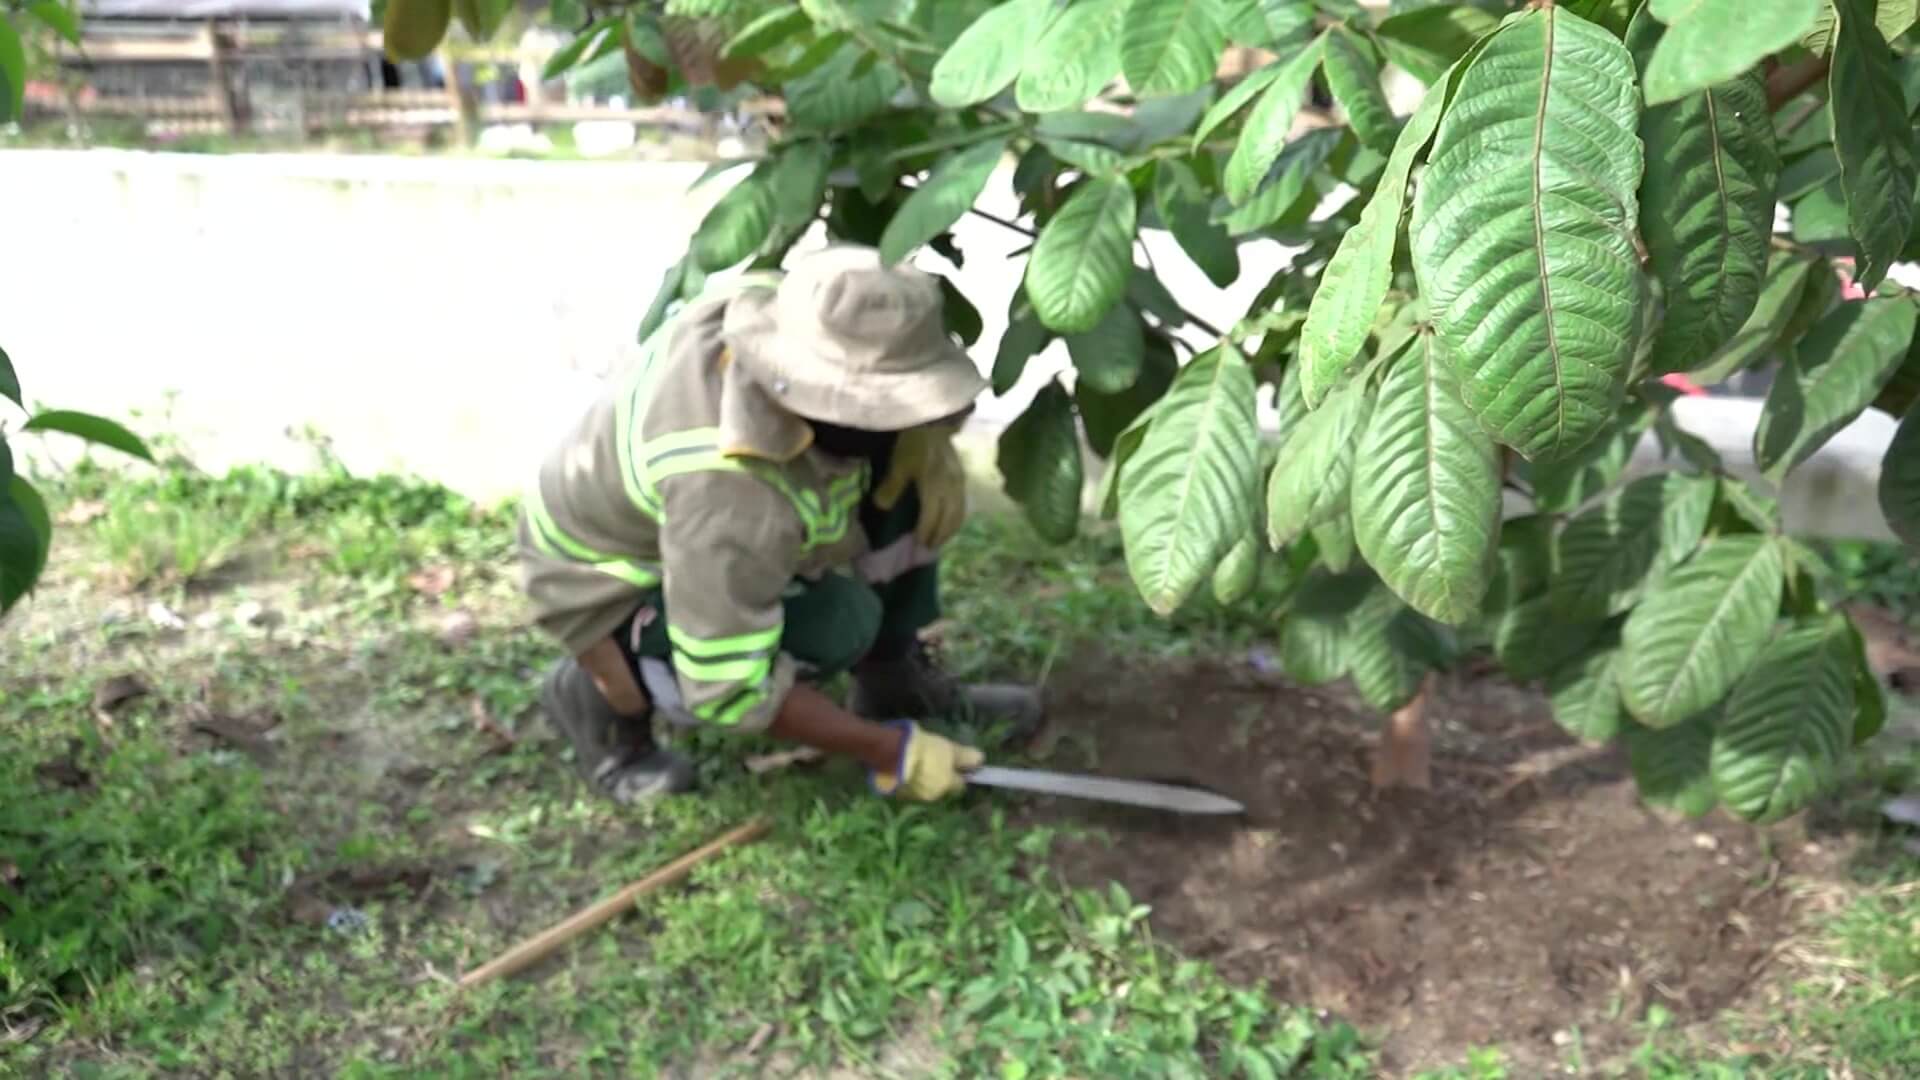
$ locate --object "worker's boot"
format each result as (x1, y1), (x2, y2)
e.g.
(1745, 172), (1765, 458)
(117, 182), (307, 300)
(848, 641), (1043, 748)
(541, 659), (694, 805)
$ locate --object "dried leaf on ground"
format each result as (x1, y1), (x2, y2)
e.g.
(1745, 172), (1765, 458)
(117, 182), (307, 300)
(57, 499), (107, 526)
(469, 697), (517, 752)
(407, 564), (457, 597)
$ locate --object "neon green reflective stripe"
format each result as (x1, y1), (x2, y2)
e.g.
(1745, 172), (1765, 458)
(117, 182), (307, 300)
(525, 491), (662, 589)
(708, 685), (772, 727)
(642, 427), (723, 462)
(675, 653), (773, 686)
(669, 622), (782, 659)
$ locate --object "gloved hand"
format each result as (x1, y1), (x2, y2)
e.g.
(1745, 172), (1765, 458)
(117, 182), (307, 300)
(873, 424), (968, 550)
(871, 721), (984, 801)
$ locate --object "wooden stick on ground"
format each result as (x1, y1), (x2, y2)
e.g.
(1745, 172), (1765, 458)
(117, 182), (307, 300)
(458, 816), (773, 989)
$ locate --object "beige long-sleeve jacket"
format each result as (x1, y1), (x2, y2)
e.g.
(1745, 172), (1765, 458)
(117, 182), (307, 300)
(517, 288), (873, 732)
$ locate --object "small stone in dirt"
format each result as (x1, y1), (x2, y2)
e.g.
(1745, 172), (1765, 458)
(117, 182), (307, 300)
(91, 674), (150, 712)
(407, 564), (457, 597)
(145, 602), (187, 631)
(1692, 832), (1720, 852)
(233, 600), (269, 628)
(194, 610), (224, 630)
(58, 499), (108, 526)
(437, 609), (480, 647)
(326, 907), (371, 935)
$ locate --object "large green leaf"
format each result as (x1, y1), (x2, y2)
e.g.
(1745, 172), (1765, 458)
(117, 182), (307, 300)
(1278, 568), (1373, 684)
(1830, 0), (1920, 290)
(0, 21), (25, 125)
(930, 0), (1053, 107)
(1804, 0), (1920, 55)
(1219, 127), (1343, 235)
(1347, 587), (1432, 711)
(1120, 346), (1262, 616)
(1547, 636), (1627, 743)
(1016, 0), (1124, 112)
(1373, 4), (1500, 85)
(1492, 595), (1604, 680)
(1641, 0), (1818, 106)
(769, 139), (833, 231)
(1847, 615), (1887, 743)
(1154, 161), (1240, 288)
(1486, 513), (1554, 613)
(21, 410), (153, 462)
(724, 4), (809, 58)
(1350, 331), (1500, 625)
(879, 138), (1007, 265)
(1025, 177), (1138, 334)
(1212, 532), (1261, 607)
(1300, 81), (1451, 407)
(1079, 331), (1175, 458)
(1121, 0), (1229, 98)
(1619, 534), (1786, 728)
(1755, 297), (1919, 481)
(1067, 303), (1146, 395)
(1711, 614), (1857, 823)
(1191, 59), (1286, 148)
(692, 173), (775, 271)
(1691, 252), (1822, 384)
(1624, 714), (1719, 817)
(1312, 513), (1357, 573)
(1322, 26), (1396, 155)
(998, 381), (1084, 543)
(1409, 8), (1647, 462)
(1527, 406), (1649, 512)
(1629, 12), (1779, 376)
(1266, 381), (1372, 549)
(1881, 405), (1920, 550)
(0, 344), (18, 408)
(1551, 472), (1717, 621)
(0, 500), (39, 612)
(994, 309), (1051, 396)
(1224, 39), (1325, 205)
(786, 44), (903, 130)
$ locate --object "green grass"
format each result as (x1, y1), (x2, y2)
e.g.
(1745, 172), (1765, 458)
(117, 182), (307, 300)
(4, 460), (1920, 1077)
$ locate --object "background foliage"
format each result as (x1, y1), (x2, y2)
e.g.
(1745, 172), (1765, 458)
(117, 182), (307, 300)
(15, 0), (1920, 825)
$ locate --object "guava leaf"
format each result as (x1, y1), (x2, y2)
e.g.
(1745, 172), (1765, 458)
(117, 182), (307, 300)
(692, 173), (774, 271)
(1829, 0), (1919, 290)
(1266, 381), (1372, 549)
(1711, 614), (1857, 823)
(1223, 37), (1325, 205)
(1322, 26), (1397, 154)
(1017, 0), (1125, 112)
(931, 0), (1054, 107)
(1640, 0), (1818, 106)
(1624, 713), (1720, 818)
(1628, 9), (1779, 376)
(880, 138), (1008, 265)
(1212, 532), (1261, 607)
(1120, 346), (1261, 615)
(1122, 0), (1230, 98)
(1755, 297), (1919, 482)
(998, 381), (1084, 543)
(1350, 331), (1500, 625)
(1079, 331), (1177, 457)
(1410, 8), (1647, 461)
(1067, 303), (1146, 395)
(1550, 472), (1717, 621)
(1025, 177), (1138, 334)
(1880, 405), (1920, 551)
(1619, 534), (1786, 729)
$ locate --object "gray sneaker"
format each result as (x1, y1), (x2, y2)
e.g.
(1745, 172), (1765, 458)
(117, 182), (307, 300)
(848, 643), (1044, 747)
(540, 659), (695, 805)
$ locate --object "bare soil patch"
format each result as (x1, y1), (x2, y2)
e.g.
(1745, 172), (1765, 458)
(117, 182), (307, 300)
(1021, 655), (1847, 1076)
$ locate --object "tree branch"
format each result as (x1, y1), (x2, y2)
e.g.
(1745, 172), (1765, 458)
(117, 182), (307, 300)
(1766, 55), (1829, 112)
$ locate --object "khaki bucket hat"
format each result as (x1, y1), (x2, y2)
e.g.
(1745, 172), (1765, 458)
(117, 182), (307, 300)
(721, 246), (989, 432)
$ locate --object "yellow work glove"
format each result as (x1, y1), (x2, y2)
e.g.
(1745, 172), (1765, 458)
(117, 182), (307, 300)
(873, 424), (968, 550)
(871, 721), (984, 802)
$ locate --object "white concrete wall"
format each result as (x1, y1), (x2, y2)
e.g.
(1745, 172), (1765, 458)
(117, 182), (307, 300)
(0, 148), (1903, 540)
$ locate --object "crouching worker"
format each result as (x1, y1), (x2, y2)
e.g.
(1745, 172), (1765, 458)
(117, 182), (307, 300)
(517, 246), (1041, 805)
